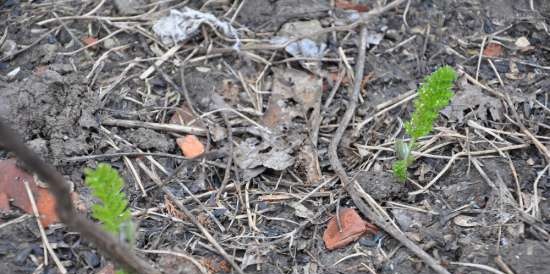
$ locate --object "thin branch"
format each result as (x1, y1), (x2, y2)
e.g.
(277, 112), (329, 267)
(0, 119), (161, 274)
(327, 26), (451, 274)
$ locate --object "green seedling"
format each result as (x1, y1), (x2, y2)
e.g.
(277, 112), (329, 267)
(393, 66), (457, 182)
(84, 163), (134, 274)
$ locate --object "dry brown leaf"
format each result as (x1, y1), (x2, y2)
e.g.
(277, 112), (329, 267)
(441, 79), (504, 122)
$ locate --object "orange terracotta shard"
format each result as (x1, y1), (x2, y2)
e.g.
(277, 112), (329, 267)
(335, 0), (369, 12)
(81, 36), (98, 49)
(323, 208), (378, 250)
(0, 159), (60, 227)
(176, 135), (205, 158)
(483, 42), (503, 58)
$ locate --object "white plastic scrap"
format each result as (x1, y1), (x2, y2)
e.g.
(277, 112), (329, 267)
(152, 8), (240, 49)
(271, 36), (326, 59)
(286, 38), (327, 58)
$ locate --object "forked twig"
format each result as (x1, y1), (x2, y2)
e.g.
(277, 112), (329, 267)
(327, 25), (451, 274)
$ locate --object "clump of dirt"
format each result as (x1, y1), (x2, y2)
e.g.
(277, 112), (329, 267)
(501, 240), (550, 274)
(355, 171), (403, 200)
(125, 128), (175, 152)
(0, 217), (40, 274)
(0, 70), (98, 162)
(237, 0), (330, 31)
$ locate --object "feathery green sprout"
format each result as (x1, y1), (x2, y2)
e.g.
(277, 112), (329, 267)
(393, 66), (457, 182)
(84, 163), (134, 274)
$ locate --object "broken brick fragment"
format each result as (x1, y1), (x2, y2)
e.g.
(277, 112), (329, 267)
(0, 159), (60, 227)
(176, 135), (205, 158)
(483, 42), (503, 58)
(323, 207), (378, 250)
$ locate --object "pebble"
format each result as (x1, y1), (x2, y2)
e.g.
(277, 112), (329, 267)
(113, 0), (145, 15)
(82, 250), (100, 267)
(102, 37), (118, 49)
(515, 36), (530, 49)
(0, 40), (17, 57)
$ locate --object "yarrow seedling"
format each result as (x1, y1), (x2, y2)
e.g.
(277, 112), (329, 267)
(393, 66), (457, 182)
(84, 163), (134, 274)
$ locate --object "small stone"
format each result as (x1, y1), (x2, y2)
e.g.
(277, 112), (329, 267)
(47, 34), (57, 44)
(103, 38), (118, 49)
(82, 250), (100, 267)
(515, 36), (530, 49)
(113, 0), (145, 15)
(0, 40), (17, 57)
(27, 138), (48, 156)
(41, 44), (58, 63)
(41, 70), (63, 84)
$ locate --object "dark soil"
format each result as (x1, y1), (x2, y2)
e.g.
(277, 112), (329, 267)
(1, 0), (549, 274)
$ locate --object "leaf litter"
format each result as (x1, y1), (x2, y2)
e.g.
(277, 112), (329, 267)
(1, 1), (550, 274)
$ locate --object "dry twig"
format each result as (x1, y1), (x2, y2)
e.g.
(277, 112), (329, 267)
(327, 25), (451, 274)
(0, 120), (161, 274)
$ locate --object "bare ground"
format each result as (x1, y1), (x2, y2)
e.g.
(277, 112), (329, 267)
(1, 0), (550, 274)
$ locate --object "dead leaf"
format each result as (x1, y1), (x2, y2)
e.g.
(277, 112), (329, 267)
(234, 138), (295, 171)
(240, 247), (269, 270)
(263, 67), (322, 131)
(453, 215), (482, 227)
(323, 208), (378, 250)
(262, 150), (294, 170)
(441, 78), (504, 122)
(0, 159), (60, 227)
(290, 202), (315, 220)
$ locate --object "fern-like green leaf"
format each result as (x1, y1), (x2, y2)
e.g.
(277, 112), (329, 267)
(84, 163), (132, 236)
(405, 66), (457, 139)
(393, 160), (408, 182)
(393, 66), (457, 182)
